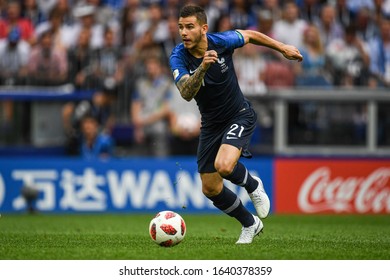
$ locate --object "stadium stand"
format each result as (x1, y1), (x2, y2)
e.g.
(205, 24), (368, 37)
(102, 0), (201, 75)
(0, 0), (390, 157)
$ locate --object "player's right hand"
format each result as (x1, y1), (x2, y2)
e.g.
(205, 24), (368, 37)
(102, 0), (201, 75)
(201, 50), (218, 70)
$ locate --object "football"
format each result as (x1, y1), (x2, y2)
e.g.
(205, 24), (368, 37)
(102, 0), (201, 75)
(149, 211), (186, 247)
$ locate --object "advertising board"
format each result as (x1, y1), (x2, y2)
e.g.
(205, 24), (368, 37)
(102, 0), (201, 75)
(275, 158), (390, 214)
(0, 157), (273, 213)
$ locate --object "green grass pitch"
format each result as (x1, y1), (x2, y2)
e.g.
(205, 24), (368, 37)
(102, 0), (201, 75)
(0, 213), (389, 260)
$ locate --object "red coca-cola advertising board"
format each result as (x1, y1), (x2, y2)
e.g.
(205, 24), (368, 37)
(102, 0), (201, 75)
(274, 158), (390, 214)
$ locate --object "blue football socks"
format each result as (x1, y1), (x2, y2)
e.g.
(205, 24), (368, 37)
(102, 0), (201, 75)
(223, 162), (258, 193)
(207, 185), (254, 227)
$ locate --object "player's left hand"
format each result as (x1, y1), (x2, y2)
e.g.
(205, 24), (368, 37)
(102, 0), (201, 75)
(281, 45), (303, 62)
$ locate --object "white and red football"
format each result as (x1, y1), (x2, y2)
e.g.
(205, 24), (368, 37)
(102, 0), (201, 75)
(149, 211), (186, 247)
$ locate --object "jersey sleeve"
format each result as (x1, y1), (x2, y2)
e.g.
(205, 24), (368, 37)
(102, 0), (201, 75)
(214, 30), (245, 50)
(169, 46), (188, 84)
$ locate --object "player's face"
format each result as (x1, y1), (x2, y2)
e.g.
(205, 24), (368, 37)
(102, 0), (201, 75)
(178, 16), (207, 50)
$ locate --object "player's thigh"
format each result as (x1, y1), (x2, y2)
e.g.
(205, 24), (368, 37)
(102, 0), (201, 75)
(214, 144), (242, 176)
(200, 172), (223, 196)
(197, 129), (223, 173)
(221, 107), (257, 159)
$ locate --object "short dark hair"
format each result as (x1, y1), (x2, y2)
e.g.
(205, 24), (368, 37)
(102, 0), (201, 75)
(179, 5), (207, 25)
(81, 113), (98, 125)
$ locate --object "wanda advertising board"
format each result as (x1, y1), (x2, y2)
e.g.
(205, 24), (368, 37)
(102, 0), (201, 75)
(275, 158), (390, 214)
(0, 157), (273, 213)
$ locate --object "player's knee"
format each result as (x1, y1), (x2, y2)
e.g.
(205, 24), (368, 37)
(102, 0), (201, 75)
(214, 160), (235, 178)
(202, 183), (220, 197)
(201, 174), (223, 197)
(202, 186), (215, 197)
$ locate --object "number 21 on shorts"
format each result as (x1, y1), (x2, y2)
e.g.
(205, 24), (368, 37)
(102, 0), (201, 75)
(226, 124), (244, 140)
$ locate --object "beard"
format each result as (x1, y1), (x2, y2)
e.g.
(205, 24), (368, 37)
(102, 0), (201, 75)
(185, 30), (203, 50)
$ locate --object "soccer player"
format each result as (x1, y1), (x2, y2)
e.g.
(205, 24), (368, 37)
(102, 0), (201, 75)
(170, 5), (303, 244)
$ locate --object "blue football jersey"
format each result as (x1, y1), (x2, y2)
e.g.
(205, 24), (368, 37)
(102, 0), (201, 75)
(170, 30), (246, 127)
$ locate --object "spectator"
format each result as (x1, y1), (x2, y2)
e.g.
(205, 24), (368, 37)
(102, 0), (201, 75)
(64, 4), (104, 49)
(55, 0), (74, 26)
(297, 0), (322, 23)
(67, 28), (95, 89)
(260, 0), (282, 21)
(168, 84), (200, 156)
(229, 0), (257, 29)
(63, 27), (119, 153)
(346, 0), (375, 17)
(160, 15), (182, 66)
(36, 0), (58, 18)
(257, 9), (274, 38)
(34, 6), (70, 51)
(197, 0), (225, 32)
(0, 27), (30, 86)
(164, 0), (181, 19)
(118, 5), (140, 112)
(123, 2), (166, 74)
(335, 0), (354, 28)
(354, 6), (379, 42)
(79, 114), (114, 160)
(121, 0), (147, 40)
(24, 0), (47, 24)
(0, 26), (30, 132)
(294, 24), (331, 87)
(262, 8), (296, 92)
(234, 43), (267, 95)
(88, 26), (124, 131)
(214, 13), (233, 32)
(119, 5), (138, 52)
(315, 4), (344, 48)
(272, 1), (308, 50)
(368, 17), (390, 87)
(326, 23), (370, 86)
(136, 3), (168, 44)
(0, 25), (31, 138)
(0, 0), (35, 44)
(62, 28), (97, 155)
(256, 9), (282, 61)
(22, 0), (46, 27)
(27, 29), (68, 86)
(84, 0), (118, 30)
(131, 28), (166, 77)
(372, 0), (387, 24)
(130, 56), (171, 157)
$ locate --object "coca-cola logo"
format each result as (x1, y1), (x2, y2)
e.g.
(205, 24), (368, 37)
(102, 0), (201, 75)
(298, 167), (390, 213)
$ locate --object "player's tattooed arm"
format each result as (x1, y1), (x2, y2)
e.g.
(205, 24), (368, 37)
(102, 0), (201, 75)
(177, 67), (207, 101)
(177, 51), (217, 101)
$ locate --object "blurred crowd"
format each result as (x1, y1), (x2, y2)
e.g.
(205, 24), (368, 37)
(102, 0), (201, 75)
(0, 0), (390, 158)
